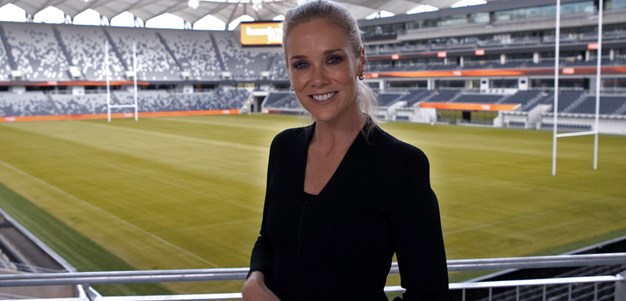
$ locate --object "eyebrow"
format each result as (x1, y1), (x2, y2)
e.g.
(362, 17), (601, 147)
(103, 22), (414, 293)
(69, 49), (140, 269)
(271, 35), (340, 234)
(289, 49), (345, 61)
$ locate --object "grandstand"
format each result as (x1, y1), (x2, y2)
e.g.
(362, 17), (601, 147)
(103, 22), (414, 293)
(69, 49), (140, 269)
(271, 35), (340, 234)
(1, 0), (626, 134)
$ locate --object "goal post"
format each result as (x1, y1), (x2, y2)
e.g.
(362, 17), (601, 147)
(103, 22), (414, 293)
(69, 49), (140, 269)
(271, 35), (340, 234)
(106, 41), (139, 122)
(551, 0), (602, 176)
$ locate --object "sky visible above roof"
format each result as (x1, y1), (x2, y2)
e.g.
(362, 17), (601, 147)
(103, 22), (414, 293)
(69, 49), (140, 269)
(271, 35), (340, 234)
(0, 0), (488, 30)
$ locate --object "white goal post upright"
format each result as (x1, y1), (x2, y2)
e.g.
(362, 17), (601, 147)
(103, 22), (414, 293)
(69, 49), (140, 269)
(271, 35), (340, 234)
(593, 0), (603, 171)
(106, 41), (139, 122)
(551, 0), (561, 176)
(551, 0), (602, 176)
(106, 41), (111, 122)
(133, 42), (138, 121)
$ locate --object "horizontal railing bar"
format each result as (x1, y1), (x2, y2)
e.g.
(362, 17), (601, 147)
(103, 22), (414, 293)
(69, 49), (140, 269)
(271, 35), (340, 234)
(8, 299), (87, 301)
(101, 293), (244, 301)
(0, 273), (246, 287)
(428, 252), (626, 272)
(1, 253), (625, 287)
(450, 275), (624, 289)
(20, 295), (246, 301)
(0, 268), (250, 280)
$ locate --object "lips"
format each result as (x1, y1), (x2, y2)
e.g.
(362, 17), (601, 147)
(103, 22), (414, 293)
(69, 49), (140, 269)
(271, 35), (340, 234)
(310, 92), (337, 102)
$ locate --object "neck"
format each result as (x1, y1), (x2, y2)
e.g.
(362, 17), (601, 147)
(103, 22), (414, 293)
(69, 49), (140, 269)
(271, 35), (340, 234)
(312, 112), (367, 149)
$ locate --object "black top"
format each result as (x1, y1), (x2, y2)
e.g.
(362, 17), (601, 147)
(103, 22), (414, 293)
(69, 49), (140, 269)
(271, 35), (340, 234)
(249, 123), (449, 301)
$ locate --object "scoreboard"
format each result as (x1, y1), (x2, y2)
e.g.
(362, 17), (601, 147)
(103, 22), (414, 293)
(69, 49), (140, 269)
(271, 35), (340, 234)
(240, 21), (283, 46)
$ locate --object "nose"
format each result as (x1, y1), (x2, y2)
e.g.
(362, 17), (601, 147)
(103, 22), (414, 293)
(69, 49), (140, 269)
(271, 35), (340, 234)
(310, 65), (329, 87)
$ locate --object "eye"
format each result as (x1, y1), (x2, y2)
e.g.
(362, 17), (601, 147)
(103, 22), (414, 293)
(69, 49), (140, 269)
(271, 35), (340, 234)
(327, 55), (343, 64)
(292, 61), (308, 70)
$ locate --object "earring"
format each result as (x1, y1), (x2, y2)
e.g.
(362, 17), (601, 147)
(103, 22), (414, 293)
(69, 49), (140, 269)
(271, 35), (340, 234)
(358, 73), (365, 80)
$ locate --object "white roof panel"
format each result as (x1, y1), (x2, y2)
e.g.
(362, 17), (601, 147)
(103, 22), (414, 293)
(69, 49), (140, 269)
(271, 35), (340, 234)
(1, 0), (496, 26)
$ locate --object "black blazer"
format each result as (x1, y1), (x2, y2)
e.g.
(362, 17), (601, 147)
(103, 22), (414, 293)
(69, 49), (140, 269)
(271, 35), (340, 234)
(250, 123), (449, 301)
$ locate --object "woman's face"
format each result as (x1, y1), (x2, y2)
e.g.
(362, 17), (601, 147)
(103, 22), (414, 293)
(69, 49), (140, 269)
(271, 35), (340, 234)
(285, 18), (364, 125)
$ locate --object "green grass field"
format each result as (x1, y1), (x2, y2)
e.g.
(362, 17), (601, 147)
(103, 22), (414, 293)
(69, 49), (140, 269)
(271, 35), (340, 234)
(1, 114), (625, 295)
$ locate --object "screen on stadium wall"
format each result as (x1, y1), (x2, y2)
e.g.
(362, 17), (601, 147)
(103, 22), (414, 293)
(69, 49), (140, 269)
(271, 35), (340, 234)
(240, 21), (283, 46)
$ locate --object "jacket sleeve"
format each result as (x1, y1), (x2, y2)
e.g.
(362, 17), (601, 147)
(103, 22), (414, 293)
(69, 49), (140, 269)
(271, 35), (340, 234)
(390, 150), (449, 301)
(248, 137), (278, 279)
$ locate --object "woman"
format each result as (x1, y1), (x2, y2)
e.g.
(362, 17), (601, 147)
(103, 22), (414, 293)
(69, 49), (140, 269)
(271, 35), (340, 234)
(242, 1), (449, 300)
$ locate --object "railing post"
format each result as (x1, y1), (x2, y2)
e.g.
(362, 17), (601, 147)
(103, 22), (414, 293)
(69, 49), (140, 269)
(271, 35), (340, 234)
(81, 284), (100, 301)
(615, 271), (626, 301)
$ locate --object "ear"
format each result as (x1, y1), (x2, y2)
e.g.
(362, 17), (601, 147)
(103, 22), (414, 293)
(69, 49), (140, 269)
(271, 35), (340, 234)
(357, 47), (366, 75)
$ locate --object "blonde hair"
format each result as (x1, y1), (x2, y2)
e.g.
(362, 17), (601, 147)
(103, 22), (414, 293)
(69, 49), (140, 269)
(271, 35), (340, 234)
(282, 0), (379, 125)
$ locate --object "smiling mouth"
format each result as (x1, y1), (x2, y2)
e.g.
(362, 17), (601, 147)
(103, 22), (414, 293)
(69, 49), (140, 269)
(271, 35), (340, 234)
(311, 92), (337, 102)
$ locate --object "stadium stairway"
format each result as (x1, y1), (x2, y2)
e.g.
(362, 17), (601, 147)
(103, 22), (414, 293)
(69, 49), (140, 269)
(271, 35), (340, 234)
(0, 24), (16, 71)
(209, 33), (226, 71)
(103, 28), (129, 71)
(265, 54), (277, 74)
(45, 94), (61, 115)
(52, 26), (76, 80)
(522, 92), (551, 111)
(614, 102), (626, 115)
(562, 92), (590, 113)
(156, 32), (184, 76)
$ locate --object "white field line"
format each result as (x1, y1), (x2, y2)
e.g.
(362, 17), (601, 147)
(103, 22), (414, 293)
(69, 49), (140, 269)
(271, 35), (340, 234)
(161, 116), (299, 132)
(84, 121), (267, 152)
(0, 159), (219, 268)
(154, 218), (259, 236)
(445, 190), (614, 235)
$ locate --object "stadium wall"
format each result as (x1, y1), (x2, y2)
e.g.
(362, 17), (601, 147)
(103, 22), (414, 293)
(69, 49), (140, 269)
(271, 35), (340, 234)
(0, 109), (241, 123)
(539, 114), (626, 135)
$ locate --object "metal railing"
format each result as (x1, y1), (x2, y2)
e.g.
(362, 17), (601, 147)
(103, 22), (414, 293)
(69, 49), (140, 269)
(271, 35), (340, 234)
(0, 253), (625, 301)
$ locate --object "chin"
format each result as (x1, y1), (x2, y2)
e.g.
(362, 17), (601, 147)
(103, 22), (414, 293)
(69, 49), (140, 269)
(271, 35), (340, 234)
(309, 112), (335, 123)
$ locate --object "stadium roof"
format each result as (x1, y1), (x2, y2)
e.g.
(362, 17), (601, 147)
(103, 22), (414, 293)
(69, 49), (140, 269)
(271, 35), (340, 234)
(0, 0), (489, 27)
